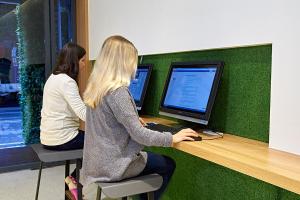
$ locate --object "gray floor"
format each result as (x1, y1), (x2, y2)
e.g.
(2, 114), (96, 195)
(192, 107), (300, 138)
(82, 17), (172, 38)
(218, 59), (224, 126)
(0, 165), (68, 200)
(0, 164), (115, 200)
(0, 106), (24, 149)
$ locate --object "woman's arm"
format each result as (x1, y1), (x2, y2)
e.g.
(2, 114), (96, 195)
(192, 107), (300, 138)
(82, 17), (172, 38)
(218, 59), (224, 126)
(108, 87), (173, 147)
(63, 79), (86, 121)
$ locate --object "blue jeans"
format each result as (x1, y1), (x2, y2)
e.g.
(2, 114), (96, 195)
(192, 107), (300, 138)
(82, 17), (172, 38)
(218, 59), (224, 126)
(138, 152), (176, 200)
(43, 130), (85, 178)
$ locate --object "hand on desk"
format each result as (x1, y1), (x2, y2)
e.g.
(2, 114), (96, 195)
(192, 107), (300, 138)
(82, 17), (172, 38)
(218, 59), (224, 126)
(172, 128), (199, 145)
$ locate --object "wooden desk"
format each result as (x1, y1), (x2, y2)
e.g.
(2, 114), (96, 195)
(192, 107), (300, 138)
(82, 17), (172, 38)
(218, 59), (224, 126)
(141, 116), (300, 195)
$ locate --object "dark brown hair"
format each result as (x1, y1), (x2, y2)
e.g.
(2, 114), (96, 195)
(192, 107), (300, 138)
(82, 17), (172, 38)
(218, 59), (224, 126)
(53, 42), (86, 81)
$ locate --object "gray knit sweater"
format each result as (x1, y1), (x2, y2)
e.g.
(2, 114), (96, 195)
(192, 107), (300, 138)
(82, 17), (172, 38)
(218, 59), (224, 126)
(81, 86), (173, 186)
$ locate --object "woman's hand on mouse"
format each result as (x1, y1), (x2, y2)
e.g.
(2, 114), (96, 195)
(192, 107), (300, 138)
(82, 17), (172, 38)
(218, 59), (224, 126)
(172, 128), (199, 144)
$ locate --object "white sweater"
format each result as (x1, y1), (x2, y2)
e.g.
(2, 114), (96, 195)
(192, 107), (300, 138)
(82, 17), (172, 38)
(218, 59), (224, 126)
(40, 74), (86, 145)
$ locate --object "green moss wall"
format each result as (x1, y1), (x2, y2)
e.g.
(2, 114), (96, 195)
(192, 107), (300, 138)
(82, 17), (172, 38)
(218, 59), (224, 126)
(141, 45), (271, 142)
(146, 147), (300, 200)
(16, 0), (45, 144)
(140, 45), (300, 199)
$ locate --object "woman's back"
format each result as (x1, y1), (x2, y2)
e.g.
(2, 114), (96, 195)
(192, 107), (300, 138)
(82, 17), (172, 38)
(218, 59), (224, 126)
(81, 86), (172, 185)
(81, 36), (198, 200)
(40, 73), (85, 145)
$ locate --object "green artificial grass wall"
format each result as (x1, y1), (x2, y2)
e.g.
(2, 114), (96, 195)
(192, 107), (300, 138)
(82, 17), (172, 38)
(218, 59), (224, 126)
(144, 147), (300, 200)
(141, 45), (272, 142)
(19, 64), (45, 144)
(15, 0), (45, 144)
(140, 45), (300, 199)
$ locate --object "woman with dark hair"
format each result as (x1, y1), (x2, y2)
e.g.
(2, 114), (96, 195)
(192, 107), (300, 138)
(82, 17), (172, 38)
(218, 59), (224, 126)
(40, 42), (86, 151)
(40, 43), (86, 199)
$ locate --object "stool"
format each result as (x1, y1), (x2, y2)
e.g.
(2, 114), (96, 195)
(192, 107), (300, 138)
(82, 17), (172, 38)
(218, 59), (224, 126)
(31, 144), (83, 200)
(95, 173), (163, 200)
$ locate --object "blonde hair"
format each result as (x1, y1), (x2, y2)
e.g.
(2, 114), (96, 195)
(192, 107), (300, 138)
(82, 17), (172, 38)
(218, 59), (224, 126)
(84, 35), (138, 108)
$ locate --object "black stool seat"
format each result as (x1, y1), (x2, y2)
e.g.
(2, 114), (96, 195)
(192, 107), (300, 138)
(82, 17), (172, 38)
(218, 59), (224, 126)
(31, 144), (83, 162)
(96, 173), (163, 200)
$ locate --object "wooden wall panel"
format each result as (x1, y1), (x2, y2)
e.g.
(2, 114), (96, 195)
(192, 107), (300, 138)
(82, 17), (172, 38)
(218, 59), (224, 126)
(76, 0), (90, 130)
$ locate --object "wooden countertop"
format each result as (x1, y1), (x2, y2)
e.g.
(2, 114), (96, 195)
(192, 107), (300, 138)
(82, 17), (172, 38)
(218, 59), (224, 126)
(141, 116), (300, 195)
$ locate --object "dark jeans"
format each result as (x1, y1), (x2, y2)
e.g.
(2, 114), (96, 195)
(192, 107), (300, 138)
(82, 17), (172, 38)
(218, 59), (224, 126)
(43, 130), (85, 178)
(43, 130), (85, 151)
(138, 152), (176, 200)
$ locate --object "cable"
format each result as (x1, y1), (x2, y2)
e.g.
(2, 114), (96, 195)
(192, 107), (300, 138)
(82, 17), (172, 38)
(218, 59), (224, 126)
(139, 55), (143, 64)
(201, 131), (224, 140)
(201, 135), (223, 140)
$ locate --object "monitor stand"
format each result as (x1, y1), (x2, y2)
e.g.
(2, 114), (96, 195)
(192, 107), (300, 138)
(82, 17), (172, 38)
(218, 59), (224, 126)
(202, 129), (224, 136)
(177, 122), (224, 137)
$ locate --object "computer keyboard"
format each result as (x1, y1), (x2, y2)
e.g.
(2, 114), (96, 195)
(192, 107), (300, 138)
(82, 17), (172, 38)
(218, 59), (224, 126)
(146, 123), (202, 141)
(145, 123), (181, 134)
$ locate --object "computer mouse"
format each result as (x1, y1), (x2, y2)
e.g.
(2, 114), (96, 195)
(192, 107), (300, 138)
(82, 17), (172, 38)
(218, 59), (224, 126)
(186, 136), (202, 141)
(193, 136), (202, 141)
(146, 122), (157, 126)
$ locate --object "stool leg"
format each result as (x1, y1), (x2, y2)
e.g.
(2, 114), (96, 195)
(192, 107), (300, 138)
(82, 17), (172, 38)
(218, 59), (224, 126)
(65, 160), (70, 200)
(77, 182), (83, 200)
(65, 160), (70, 177)
(76, 159), (82, 200)
(96, 186), (102, 200)
(147, 192), (154, 200)
(35, 161), (43, 200)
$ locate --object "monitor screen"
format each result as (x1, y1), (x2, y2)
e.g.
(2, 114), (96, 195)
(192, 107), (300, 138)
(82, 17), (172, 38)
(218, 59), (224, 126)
(129, 64), (153, 110)
(159, 61), (224, 125)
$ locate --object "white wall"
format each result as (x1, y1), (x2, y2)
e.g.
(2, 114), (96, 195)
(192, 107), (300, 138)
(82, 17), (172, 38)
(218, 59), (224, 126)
(89, 0), (300, 155)
(89, 0), (275, 58)
(268, 1), (300, 155)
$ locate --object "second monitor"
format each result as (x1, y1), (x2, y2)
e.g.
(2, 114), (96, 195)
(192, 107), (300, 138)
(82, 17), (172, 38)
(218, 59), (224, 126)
(129, 64), (153, 110)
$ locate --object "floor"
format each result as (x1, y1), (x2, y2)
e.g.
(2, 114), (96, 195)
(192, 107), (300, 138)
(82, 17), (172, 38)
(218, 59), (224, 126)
(0, 144), (112, 199)
(0, 164), (117, 200)
(0, 147), (97, 199)
(0, 165), (71, 200)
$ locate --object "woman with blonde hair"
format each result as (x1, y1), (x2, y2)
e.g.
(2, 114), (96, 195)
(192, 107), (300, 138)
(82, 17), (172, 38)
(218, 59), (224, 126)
(81, 35), (198, 199)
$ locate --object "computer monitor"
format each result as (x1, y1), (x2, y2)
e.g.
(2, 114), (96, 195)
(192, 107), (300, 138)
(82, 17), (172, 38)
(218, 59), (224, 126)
(159, 61), (224, 125)
(129, 64), (153, 110)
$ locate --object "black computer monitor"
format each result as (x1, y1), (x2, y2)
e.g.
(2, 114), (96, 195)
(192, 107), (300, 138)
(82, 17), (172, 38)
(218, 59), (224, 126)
(129, 64), (153, 110)
(159, 61), (224, 125)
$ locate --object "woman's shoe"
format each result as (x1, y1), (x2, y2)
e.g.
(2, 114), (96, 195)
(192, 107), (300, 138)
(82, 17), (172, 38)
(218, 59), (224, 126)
(65, 176), (78, 200)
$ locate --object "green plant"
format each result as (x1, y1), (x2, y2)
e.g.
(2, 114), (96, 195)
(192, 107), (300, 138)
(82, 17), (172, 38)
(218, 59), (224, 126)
(15, 5), (45, 144)
(19, 64), (45, 144)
